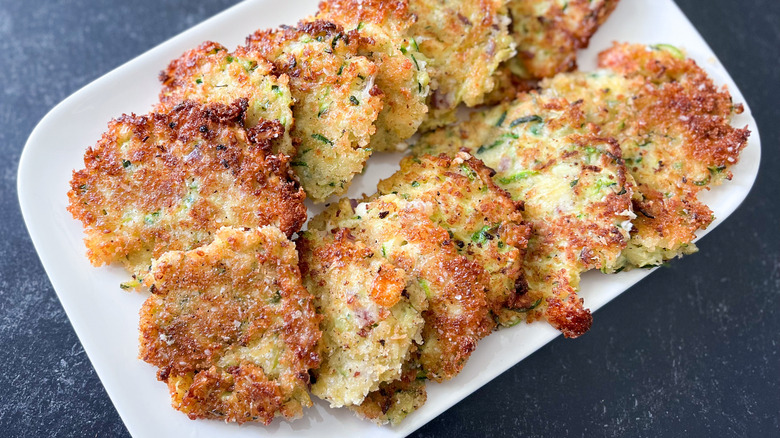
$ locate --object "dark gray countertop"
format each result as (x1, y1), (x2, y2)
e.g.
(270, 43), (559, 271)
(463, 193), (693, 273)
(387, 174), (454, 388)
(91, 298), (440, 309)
(1, 1), (778, 436)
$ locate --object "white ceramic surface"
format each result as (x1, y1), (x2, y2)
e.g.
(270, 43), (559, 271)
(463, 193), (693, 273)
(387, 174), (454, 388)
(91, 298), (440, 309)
(17, 0), (761, 437)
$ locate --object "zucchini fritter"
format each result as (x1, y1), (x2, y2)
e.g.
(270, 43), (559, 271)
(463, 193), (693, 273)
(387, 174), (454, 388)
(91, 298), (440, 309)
(541, 43), (750, 268)
(506, 0), (619, 79)
(157, 41), (295, 157)
(416, 97), (635, 337)
(245, 21), (383, 201)
(408, 0), (515, 128)
(67, 100), (306, 276)
(376, 153), (532, 320)
(346, 193), (496, 381)
(316, 0), (431, 151)
(300, 154), (529, 417)
(298, 227), (426, 408)
(138, 226), (321, 425)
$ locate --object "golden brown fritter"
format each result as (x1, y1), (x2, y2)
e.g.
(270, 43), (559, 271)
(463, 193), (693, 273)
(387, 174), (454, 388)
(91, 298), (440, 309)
(376, 153), (532, 320)
(307, 194), (494, 383)
(157, 41), (296, 156)
(138, 226), (321, 425)
(345, 194), (496, 381)
(408, 0), (515, 128)
(245, 21), (383, 201)
(67, 100), (306, 276)
(416, 96), (636, 337)
(298, 227), (426, 407)
(301, 153), (529, 418)
(541, 43), (750, 268)
(505, 0), (619, 80)
(315, 0), (430, 151)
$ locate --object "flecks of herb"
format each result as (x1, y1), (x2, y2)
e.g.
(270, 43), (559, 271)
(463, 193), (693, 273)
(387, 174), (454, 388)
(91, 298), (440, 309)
(311, 133), (333, 145)
(509, 114), (542, 127)
(495, 111), (507, 127)
(517, 298), (542, 313)
(498, 170), (538, 185)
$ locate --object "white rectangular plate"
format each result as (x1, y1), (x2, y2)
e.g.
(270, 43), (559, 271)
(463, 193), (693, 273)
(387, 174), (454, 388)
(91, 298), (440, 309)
(17, 0), (761, 437)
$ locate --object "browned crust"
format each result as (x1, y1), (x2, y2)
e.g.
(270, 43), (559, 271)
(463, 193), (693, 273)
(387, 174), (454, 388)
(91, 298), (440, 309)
(390, 207), (494, 380)
(597, 43), (750, 256)
(247, 20), (350, 64)
(67, 100), (306, 271)
(598, 43), (750, 178)
(139, 227), (321, 425)
(378, 153), (532, 317)
(158, 41), (227, 93)
(317, 0), (410, 28)
(169, 363), (287, 425)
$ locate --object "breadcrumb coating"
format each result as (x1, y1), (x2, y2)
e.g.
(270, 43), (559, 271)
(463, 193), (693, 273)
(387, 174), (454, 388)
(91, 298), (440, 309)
(316, 0), (430, 151)
(158, 41), (296, 157)
(68, 100), (306, 276)
(415, 96), (635, 337)
(541, 43), (749, 268)
(245, 21), (383, 201)
(138, 226), (321, 425)
(300, 153), (529, 421)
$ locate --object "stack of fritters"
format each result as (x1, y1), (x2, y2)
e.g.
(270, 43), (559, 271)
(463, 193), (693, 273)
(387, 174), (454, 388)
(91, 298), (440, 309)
(416, 95), (635, 337)
(540, 43), (749, 268)
(299, 153), (531, 423)
(416, 42), (749, 335)
(67, 97), (318, 422)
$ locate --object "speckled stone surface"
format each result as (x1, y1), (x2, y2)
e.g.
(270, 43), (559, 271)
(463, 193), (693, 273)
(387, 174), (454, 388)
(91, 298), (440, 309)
(1, 1), (778, 437)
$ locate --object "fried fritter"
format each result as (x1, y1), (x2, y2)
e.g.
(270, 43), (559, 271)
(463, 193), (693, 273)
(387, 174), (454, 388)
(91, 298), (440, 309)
(315, 0), (430, 151)
(298, 227), (426, 407)
(407, 0), (515, 128)
(157, 41), (295, 157)
(301, 154), (529, 417)
(506, 0), (619, 80)
(245, 21), (383, 201)
(540, 43), (750, 268)
(317, 193), (495, 381)
(416, 96), (635, 337)
(138, 226), (321, 425)
(67, 100), (306, 276)
(376, 153), (532, 320)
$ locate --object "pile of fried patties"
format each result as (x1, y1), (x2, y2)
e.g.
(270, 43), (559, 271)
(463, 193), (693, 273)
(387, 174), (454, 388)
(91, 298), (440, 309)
(67, 0), (749, 427)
